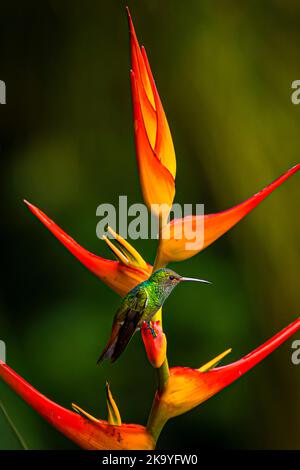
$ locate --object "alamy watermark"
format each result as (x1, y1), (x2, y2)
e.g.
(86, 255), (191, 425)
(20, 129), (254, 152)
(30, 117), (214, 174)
(96, 197), (204, 250)
(291, 80), (300, 105)
(0, 340), (6, 363)
(0, 80), (6, 104)
(291, 340), (300, 365)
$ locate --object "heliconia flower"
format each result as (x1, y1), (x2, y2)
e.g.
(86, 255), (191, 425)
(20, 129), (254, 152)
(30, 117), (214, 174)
(127, 8), (176, 221)
(147, 317), (300, 435)
(0, 360), (155, 450)
(156, 164), (300, 266)
(141, 320), (167, 368)
(24, 200), (151, 297)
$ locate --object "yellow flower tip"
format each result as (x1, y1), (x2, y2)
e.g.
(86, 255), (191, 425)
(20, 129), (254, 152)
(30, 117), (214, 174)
(105, 225), (118, 239)
(198, 348), (232, 372)
(71, 403), (100, 424)
(106, 383), (122, 426)
(103, 234), (129, 265)
(103, 226), (148, 270)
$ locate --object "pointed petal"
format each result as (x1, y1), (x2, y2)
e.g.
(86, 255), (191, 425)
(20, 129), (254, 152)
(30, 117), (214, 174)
(24, 201), (151, 297)
(102, 235), (130, 266)
(158, 165), (300, 264)
(141, 47), (176, 179)
(154, 317), (300, 422)
(127, 8), (176, 217)
(127, 11), (156, 149)
(71, 403), (100, 424)
(0, 361), (155, 450)
(127, 7), (155, 109)
(130, 71), (175, 217)
(198, 348), (232, 372)
(106, 383), (122, 426)
(105, 225), (148, 270)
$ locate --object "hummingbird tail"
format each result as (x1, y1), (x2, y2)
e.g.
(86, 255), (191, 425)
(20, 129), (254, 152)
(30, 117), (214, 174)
(97, 323), (120, 364)
(110, 317), (139, 363)
(97, 340), (117, 364)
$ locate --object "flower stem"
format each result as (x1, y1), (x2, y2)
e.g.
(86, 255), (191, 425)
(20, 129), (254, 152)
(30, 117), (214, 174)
(156, 358), (169, 393)
(0, 400), (28, 450)
(146, 393), (168, 444)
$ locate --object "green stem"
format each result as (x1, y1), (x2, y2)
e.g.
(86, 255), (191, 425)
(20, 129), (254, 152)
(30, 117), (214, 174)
(0, 401), (28, 450)
(146, 394), (169, 444)
(156, 357), (169, 393)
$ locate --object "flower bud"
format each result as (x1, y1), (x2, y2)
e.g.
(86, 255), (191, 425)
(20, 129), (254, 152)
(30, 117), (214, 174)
(141, 321), (167, 368)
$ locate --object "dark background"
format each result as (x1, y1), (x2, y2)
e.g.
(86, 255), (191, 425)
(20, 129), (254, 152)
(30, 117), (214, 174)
(0, 0), (299, 449)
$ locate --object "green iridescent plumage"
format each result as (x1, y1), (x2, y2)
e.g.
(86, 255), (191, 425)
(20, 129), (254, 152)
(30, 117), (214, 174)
(97, 268), (210, 364)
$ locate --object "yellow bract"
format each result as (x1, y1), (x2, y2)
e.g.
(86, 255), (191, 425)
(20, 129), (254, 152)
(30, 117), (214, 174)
(106, 382), (122, 426)
(103, 225), (148, 270)
(198, 348), (232, 372)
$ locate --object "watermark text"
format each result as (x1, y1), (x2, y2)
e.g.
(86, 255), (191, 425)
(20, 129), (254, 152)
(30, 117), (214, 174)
(291, 80), (300, 104)
(0, 340), (6, 363)
(96, 196), (204, 250)
(291, 340), (300, 365)
(0, 80), (6, 104)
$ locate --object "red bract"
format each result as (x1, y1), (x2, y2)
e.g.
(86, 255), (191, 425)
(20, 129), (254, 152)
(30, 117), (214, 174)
(141, 320), (167, 368)
(0, 360), (154, 450)
(24, 200), (151, 297)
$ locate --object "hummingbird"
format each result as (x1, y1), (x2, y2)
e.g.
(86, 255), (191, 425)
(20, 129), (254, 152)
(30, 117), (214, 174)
(97, 268), (210, 364)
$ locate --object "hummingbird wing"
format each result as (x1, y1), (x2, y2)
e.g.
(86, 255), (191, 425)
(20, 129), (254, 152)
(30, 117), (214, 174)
(97, 288), (149, 364)
(110, 289), (149, 363)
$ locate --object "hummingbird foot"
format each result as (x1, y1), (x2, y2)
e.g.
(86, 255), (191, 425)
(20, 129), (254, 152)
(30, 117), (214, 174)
(145, 321), (157, 339)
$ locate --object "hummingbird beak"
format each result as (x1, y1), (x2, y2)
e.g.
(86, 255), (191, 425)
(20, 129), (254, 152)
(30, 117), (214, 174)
(180, 277), (211, 284)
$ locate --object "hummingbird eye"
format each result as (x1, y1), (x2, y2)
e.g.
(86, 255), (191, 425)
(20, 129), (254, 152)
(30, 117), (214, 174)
(169, 275), (175, 281)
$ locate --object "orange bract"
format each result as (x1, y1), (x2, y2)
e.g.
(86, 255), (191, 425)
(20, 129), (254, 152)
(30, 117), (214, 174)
(157, 164), (300, 265)
(127, 8), (176, 220)
(150, 318), (300, 426)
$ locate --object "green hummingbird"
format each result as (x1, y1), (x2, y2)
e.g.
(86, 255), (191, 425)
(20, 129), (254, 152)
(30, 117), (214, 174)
(97, 268), (210, 364)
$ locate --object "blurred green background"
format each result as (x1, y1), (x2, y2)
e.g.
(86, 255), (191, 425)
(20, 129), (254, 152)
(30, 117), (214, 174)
(0, 0), (299, 450)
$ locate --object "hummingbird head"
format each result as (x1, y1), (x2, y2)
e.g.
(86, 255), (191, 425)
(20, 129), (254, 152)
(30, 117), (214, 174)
(149, 268), (211, 306)
(150, 268), (211, 288)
